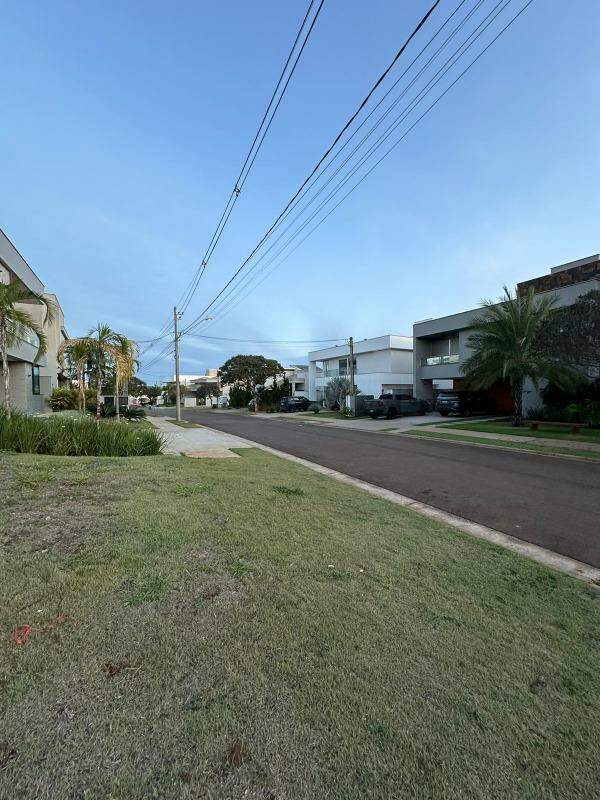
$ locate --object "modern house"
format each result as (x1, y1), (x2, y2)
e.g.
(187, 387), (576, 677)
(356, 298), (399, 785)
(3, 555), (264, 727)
(307, 335), (413, 403)
(0, 229), (68, 414)
(413, 253), (600, 412)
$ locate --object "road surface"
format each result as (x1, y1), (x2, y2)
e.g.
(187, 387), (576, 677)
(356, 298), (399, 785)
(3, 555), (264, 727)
(157, 410), (600, 568)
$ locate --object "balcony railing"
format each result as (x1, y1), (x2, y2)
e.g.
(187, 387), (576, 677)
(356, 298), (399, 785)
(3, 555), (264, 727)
(421, 354), (460, 367)
(323, 368), (359, 378)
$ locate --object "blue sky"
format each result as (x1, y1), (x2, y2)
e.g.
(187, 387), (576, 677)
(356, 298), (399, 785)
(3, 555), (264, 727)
(2, 0), (599, 383)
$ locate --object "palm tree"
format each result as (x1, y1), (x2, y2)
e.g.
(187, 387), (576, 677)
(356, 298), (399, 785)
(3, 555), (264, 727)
(462, 286), (573, 426)
(113, 335), (137, 422)
(59, 338), (92, 412)
(65, 325), (122, 420)
(0, 282), (55, 417)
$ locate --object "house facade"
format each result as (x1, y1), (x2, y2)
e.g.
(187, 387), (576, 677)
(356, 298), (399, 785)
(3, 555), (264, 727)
(0, 229), (68, 414)
(413, 254), (600, 412)
(307, 335), (413, 403)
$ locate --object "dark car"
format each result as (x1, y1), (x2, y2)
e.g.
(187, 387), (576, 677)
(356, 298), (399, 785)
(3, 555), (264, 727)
(279, 396), (311, 413)
(364, 393), (430, 419)
(435, 391), (495, 417)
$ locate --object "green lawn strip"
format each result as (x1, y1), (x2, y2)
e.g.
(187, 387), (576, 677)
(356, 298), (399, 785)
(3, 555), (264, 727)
(444, 420), (600, 443)
(1, 450), (599, 799)
(165, 418), (204, 429)
(405, 428), (600, 460)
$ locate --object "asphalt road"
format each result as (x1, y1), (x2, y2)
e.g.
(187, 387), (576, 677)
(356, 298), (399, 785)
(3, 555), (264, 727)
(160, 410), (600, 568)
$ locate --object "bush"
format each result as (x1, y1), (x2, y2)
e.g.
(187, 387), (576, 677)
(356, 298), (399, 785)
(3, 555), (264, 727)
(0, 408), (164, 456)
(101, 405), (146, 420)
(47, 387), (97, 413)
(229, 384), (253, 408)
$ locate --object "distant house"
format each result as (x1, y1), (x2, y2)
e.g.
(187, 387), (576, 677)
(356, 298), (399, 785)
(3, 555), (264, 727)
(412, 253), (600, 413)
(307, 336), (414, 403)
(0, 229), (68, 414)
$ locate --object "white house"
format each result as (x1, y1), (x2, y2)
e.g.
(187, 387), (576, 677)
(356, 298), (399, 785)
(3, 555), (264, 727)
(307, 335), (414, 403)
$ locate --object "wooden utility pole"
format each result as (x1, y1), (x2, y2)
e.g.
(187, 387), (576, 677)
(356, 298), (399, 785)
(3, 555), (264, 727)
(173, 306), (182, 423)
(348, 336), (355, 416)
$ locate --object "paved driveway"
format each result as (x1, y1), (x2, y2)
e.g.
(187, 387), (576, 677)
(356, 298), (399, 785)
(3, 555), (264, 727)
(154, 408), (600, 568)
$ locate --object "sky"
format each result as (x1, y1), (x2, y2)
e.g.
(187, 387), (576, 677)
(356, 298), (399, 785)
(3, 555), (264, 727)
(2, 0), (599, 383)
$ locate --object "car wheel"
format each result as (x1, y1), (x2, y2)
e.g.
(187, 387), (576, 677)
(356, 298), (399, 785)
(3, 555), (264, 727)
(439, 411), (448, 417)
(387, 407), (397, 419)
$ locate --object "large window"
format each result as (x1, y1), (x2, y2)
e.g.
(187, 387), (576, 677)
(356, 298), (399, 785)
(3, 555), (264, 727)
(32, 366), (40, 395)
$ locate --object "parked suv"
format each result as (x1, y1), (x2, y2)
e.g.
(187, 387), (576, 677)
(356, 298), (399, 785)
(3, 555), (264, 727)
(435, 391), (495, 417)
(279, 396), (311, 413)
(364, 393), (429, 419)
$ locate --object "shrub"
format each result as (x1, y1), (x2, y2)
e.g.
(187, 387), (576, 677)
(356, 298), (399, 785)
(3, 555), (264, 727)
(47, 387), (97, 412)
(0, 408), (164, 456)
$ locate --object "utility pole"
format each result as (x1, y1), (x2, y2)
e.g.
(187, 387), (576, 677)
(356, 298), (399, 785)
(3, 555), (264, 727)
(348, 336), (355, 416)
(173, 306), (182, 422)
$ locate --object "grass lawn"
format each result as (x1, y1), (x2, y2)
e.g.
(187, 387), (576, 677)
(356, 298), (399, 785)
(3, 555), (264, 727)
(166, 419), (204, 429)
(444, 420), (600, 444)
(1, 450), (599, 799)
(405, 428), (600, 460)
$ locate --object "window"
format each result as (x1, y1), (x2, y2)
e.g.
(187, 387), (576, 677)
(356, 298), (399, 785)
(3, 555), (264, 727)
(32, 366), (40, 395)
(295, 382), (305, 392)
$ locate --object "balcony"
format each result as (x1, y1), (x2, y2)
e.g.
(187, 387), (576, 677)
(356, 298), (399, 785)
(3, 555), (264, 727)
(322, 368), (360, 378)
(421, 354), (460, 367)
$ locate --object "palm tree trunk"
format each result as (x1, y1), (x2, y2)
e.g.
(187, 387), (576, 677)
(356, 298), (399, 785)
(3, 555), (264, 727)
(115, 373), (120, 422)
(0, 318), (11, 417)
(77, 366), (85, 412)
(512, 378), (524, 427)
(96, 357), (103, 421)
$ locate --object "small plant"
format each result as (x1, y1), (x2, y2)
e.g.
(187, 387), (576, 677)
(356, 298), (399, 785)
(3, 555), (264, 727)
(127, 572), (167, 605)
(173, 484), (205, 497)
(273, 485), (305, 497)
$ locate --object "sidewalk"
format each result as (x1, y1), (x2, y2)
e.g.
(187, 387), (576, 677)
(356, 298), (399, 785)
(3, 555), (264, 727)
(149, 416), (253, 456)
(407, 424), (600, 453)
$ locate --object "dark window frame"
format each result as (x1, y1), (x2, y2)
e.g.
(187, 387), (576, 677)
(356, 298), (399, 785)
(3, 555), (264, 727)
(32, 365), (41, 395)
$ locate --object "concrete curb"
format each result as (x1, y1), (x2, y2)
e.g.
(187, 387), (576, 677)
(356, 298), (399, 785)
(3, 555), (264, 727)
(216, 432), (600, 587)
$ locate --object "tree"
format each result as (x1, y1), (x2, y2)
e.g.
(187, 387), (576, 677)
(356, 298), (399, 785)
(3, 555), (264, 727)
(462, 286), (574, 426)
(193, 381), (220, 406)
(0, 282), (55, 416)
(218, 355), (284, 393)
(59, 338), (92, 412)
(113, 335), (137, 422)
(64, 325), (123, 420)
(541, 289), (600, 374)
(325, 376), (351, 410)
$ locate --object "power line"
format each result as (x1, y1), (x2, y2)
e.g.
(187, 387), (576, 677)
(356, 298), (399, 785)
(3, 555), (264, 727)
(180, 0), (444, 336)
(186, 333), (345, 344)
(175, 0), (326, 316)
(139, 1), (325, 355)
(185, 0), (531, 335)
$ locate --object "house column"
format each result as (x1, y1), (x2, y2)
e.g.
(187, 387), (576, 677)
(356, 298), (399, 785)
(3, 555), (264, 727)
(308, 360), (318, 401)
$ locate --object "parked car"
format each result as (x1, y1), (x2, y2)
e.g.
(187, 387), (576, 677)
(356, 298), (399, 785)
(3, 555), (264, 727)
(364, 393), (430, 419)
(435, 391), (496, 417)
(279, 396), (311, 412)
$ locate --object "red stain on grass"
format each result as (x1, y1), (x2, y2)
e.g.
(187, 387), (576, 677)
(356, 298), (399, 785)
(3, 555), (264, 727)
(9, 626), (31, 646)
(102, 661), (131, 679)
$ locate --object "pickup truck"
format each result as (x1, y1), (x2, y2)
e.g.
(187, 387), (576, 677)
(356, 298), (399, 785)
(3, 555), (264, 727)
(364, 393), (430, 419)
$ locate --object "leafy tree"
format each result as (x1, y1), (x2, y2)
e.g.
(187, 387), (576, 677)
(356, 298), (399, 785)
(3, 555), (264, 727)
(325, 376), (351, 410)
(462, 286), (574, 426)
(541, 289), (600, 374)
(193, 381), (220, 406)
(0, 282), (55, 416)
(218, 354), (284, 392)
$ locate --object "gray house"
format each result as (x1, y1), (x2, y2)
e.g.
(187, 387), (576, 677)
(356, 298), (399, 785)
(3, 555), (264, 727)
(413, 253), (600, 413)
(0, 229), (68, 414)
